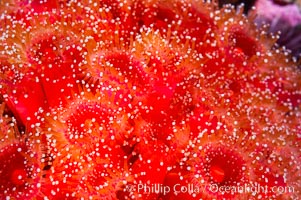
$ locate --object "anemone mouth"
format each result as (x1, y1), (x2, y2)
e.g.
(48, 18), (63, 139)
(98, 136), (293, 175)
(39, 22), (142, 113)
(27, 33), (62, 66)
(64, 102), (113, 144)
(200, 144), (247, 187)
(228, 29), (259, 58)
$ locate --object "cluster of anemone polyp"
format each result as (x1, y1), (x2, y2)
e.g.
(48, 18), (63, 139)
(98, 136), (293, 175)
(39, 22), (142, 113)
(0, 0), (300, 199)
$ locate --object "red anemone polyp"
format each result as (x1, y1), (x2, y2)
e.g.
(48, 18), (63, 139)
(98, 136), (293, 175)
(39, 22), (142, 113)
(0, 103), (41, 199)
(200, 145), (247, 186)
(172, 143), (249, 199)
(43, 91), (134, 156)
(86, 50), (147, 109)
(0, 142), (41, 199)
(41, 122), (129, 199)
(78, 145), (129, 199)
(26, 33), (84, 108)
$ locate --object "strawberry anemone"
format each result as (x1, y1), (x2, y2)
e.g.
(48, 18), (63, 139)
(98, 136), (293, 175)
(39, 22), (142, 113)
(85, 48), (148, 109)
(41, 143), (129, 199)
(0, 6), (87, 126)
(77, 143), (130, 199)
(192, 144), (248, 199)
(198, 144), (247, 186)
(0, 142), (41, 200)
(161, 140), (248, 199)
(39, 91), (133, 198)
(25, 30), (86, 109)
(131, 0), (217, 54)
(41, 91), (134, 155)
(0, 103), (41, 200)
